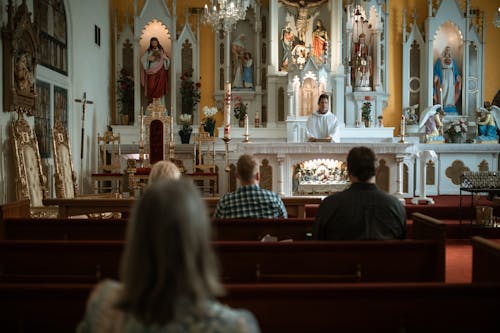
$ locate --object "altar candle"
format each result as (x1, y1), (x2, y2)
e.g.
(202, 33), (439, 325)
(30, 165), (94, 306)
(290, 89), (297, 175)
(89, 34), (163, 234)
(224, 125), (231, 139)
(244, 114), (249, 136)
(400, 115), (406, 136)
(170, 115), (174, 142)
(224, 82), (231, 127)
(439, 87), (443, 106)
(139, 107), (144, 143)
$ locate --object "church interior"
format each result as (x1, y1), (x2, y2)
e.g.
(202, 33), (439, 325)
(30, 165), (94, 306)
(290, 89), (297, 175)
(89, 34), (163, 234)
(1, 0), (500, 331)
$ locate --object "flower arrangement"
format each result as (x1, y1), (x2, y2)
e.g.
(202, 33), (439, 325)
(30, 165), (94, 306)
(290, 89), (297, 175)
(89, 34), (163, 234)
(202, 106), (218, 135)
(117, 68), (134, 115)
(445, 118), (467, 138)
(233, 96), (247, 120)
(361, 102), (372, 121)
(179, 113), (192, 132)
(180, 69), (201, 116)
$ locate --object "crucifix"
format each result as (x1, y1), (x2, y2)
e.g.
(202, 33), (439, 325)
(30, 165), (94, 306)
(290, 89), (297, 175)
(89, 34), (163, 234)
(74, 92), (94, 160)
(75, 92), (94, 189)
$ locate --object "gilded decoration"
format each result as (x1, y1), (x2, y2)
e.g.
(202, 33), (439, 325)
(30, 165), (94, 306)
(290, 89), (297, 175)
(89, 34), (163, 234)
(11, 114), (48, 207)
(445, 160), (470, 185)
(143, 99), (174, 165)
(2, 1), (39, 115)
(375, 159), (389, 192)
(52, 121), (78, 198)
(478, 160), (489, 172)
(259, 159), (273, 191)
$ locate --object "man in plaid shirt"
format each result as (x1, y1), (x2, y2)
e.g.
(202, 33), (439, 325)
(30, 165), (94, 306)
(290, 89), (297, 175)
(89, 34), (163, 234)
(214, 154), (288, 218)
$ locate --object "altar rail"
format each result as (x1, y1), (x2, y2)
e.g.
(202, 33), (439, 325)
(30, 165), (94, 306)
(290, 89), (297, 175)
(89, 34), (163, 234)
(1, 282), (499, 333)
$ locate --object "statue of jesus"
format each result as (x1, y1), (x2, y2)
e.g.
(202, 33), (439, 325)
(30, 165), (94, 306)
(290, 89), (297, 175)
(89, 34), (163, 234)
(279, 0), (327, 44)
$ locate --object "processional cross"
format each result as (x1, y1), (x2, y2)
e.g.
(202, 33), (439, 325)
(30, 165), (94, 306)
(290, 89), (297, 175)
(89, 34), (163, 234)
(74, 92), (94, 160)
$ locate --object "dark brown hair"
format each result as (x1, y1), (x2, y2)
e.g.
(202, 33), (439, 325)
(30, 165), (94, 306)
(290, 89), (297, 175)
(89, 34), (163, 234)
(347, 146), (376, 182)
(117, 179), (223, 325)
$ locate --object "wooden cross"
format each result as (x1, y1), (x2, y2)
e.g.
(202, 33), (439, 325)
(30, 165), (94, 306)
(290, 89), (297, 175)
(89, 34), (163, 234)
(74, 92), (94, 160)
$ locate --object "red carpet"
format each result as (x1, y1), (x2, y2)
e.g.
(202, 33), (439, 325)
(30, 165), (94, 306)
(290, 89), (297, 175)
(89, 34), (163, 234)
(445, 240), (472, 283)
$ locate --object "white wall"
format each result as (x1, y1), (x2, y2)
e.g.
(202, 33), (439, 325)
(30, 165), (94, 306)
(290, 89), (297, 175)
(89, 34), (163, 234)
(0, 0), (111, 203)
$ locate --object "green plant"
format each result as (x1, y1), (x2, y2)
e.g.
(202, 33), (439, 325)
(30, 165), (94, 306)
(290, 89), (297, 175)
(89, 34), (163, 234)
(361, 102), (372, 121)
(233, 96), (247, 120)
(180, 69), (201, 116)
(117, 68), (134, 115)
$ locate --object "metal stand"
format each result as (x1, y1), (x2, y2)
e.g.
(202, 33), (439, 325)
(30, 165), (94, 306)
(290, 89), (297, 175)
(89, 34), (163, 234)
(222, 136), (231, 192)
(242, 134), (251, 143)
(398, 134), (406, 143)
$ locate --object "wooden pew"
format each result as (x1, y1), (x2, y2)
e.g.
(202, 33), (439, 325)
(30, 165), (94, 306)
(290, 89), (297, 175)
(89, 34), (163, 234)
(215, 240), (444, 283)
(1, 282), (499, 333)
(0, 240), (123, 283)
(213, 218), (314, 241)
(0, 199), (30, 239)
(41, 196), (323, 219)
(472, 236), (500, 283)
(1, 218), (127, 240)
(2, 217), (313, 241)
(0, 239), (444, 283)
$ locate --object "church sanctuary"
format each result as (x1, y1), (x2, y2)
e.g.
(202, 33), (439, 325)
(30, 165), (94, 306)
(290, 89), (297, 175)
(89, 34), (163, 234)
(1, 0), (500, 331)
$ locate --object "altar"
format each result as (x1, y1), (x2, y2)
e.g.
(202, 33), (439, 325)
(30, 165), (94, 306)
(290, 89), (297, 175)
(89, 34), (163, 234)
(236, 143), (413, 197)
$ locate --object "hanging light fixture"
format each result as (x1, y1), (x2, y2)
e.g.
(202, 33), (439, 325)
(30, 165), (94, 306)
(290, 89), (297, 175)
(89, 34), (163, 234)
(202, 0), (250, 32)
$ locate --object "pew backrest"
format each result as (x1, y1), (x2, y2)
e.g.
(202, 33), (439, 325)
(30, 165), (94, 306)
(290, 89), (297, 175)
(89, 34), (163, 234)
(472, 236), (500, 283)
(0, 239), (444, 283)
(1, 282), (500, 333)
(214, 240), (445, 283)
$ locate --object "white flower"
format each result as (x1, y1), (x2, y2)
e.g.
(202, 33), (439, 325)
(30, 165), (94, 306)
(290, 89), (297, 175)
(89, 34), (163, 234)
(203, 106), (218, 118)
(179, 113), (192, 124)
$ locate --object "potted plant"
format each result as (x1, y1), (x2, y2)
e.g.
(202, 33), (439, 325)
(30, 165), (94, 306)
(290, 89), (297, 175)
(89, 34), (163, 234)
(178, 113), (192, 144)
(180, 69), (201, 117)
(117, 68), (134, 125)
(202, 106), (218, 136)
(445, 118), (468, 143)
(233, 96), (247, 127)
(361, 101), (372, 128)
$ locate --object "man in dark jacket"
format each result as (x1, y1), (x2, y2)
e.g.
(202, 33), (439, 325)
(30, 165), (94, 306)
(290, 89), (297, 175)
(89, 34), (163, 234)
(313, 146), (406, 240)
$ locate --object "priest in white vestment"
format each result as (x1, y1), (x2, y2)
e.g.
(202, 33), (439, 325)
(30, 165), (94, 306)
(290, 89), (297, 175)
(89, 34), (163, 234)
(305, 94), (340, 142)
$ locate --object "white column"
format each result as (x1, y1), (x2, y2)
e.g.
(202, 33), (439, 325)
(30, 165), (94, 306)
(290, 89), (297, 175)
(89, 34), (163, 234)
(254, 7), (262, 87)
(373, 29), (382, 92)
(269, 0), (279, 72)
(393, 155), (405, 203)
(277, 155), (285, 196)
(225, 30), (232, 83)
(330, 0), (343, 73)
(411, 150), (436, 205)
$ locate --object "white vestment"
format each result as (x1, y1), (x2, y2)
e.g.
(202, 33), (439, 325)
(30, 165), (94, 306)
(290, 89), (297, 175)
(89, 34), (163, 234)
(305, 111), (340, 142)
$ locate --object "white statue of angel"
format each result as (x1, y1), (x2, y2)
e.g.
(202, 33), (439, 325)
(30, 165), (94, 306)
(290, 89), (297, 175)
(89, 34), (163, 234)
(475, 105), (500, 143)
(419, 104), (445, 143)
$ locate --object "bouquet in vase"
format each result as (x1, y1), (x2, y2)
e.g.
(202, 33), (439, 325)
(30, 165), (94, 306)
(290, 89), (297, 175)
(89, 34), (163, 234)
(202, 106), (218, 136)
(445, 118), (467, 143)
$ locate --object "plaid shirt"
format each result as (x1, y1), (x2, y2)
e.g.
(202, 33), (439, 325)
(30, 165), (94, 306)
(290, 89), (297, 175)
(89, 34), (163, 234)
(214, 184), (288, 219)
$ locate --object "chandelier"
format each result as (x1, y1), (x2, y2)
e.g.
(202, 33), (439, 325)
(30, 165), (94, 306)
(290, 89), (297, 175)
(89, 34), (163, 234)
(202, 0), (250, 32)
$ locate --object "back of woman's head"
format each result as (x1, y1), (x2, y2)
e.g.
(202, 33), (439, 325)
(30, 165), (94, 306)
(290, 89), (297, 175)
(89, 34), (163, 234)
(118, 179), (222, 325)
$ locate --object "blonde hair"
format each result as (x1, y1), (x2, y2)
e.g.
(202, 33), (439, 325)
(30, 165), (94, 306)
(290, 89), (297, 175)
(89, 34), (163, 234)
(148, 160), (181, 183)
